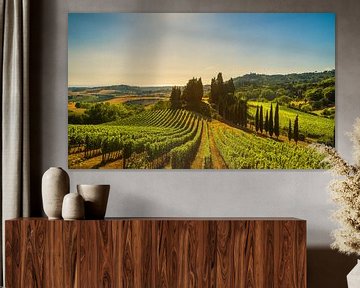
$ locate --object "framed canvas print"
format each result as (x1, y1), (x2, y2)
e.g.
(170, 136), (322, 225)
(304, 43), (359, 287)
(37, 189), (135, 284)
(68, 13), (335, 169)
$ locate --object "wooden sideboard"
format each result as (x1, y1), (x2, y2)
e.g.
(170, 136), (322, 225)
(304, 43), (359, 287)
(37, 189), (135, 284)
(5, 218), (306, 287)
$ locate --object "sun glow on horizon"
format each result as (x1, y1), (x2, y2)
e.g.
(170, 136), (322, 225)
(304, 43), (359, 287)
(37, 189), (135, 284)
(68, 13), (335, 87)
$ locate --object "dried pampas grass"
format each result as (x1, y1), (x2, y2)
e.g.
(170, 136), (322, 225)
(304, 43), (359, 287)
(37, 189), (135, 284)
(315, 118), (360, 256)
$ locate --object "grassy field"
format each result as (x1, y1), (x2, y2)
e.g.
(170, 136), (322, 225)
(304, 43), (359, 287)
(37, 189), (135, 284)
(68, 102), (86, 116)
(104, 96), (165, 105)
(248, 101), (335, 144)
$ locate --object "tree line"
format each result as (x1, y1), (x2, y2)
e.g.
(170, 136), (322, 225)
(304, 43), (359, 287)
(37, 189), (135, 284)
(69, 102), (144, 125)
(170, 78), (203, 109)
(170, 72), (301, 144)
(209, 73), (248, 127)
(233, 70), (335, 114)
(255, 103), (300, 143)
(170, 73), (248, 126)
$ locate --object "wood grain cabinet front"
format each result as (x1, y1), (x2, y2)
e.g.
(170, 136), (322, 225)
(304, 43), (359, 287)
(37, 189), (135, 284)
(5, 218), (306, 288)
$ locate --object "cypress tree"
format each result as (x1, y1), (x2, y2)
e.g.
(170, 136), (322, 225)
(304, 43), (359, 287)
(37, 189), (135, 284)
(294, 115), (299, 144)
(236, 101), (241, 125)
(269, 103), (274, 137)
(288, 119), (292, 141)
(259, 106), (264, 133)
(255, 106), (259, 132)
(217, 73), (224, 114)
(234, 104), (238, 123)
(217, 73), (224, 89)
(242, 100), (248, 127)
(274, 103), (280, 138)
(226, 78), (235, 95)
(210, 77), (216, 103)
(265, 110), (269, 134)
(182, 77), (203, 105)
(197, 78), (203, 102)
(170, 86), (181, 109)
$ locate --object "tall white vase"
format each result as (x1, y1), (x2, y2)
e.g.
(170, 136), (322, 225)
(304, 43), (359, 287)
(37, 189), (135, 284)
(42, 167), (70, 219)
(347, 260), (360, 288)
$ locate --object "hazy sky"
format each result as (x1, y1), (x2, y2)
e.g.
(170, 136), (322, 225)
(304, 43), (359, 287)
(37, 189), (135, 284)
(68, 13), (335, 87)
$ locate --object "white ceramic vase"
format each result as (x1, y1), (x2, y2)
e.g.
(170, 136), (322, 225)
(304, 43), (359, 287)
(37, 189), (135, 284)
(347, 260), (360, 288)
(77, 184), (110, 219)
(62, 192), (85, 220)
(42, 167), (70, 219)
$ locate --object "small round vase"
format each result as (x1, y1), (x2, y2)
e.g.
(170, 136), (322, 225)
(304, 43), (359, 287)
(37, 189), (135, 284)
(42, 167), (70, 219)
(62, 192), (85, 220)
(77, 184), (110, 219)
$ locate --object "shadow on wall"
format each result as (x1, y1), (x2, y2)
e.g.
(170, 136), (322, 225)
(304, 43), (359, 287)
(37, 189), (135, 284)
(308, 248), (357, 288)
(29, 0), (46, 216)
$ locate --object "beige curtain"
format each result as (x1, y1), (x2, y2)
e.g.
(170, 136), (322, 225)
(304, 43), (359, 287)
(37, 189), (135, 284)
(0, 0), (30, 284)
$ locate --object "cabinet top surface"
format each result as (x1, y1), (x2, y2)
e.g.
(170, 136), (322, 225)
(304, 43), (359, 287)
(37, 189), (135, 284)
(6, 217), (305, 222)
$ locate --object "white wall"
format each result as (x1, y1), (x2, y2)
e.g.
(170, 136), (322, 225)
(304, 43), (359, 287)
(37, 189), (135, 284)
(31, 0), (360, 247)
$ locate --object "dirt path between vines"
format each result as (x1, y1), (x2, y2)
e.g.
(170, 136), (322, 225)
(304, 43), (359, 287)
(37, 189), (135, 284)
(208, 122), (227, 169)
(68, 151), (124, 169)
(68, 153), (103, 169)
(100, 159), (124, 169)
(190, 123), (208, 169)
